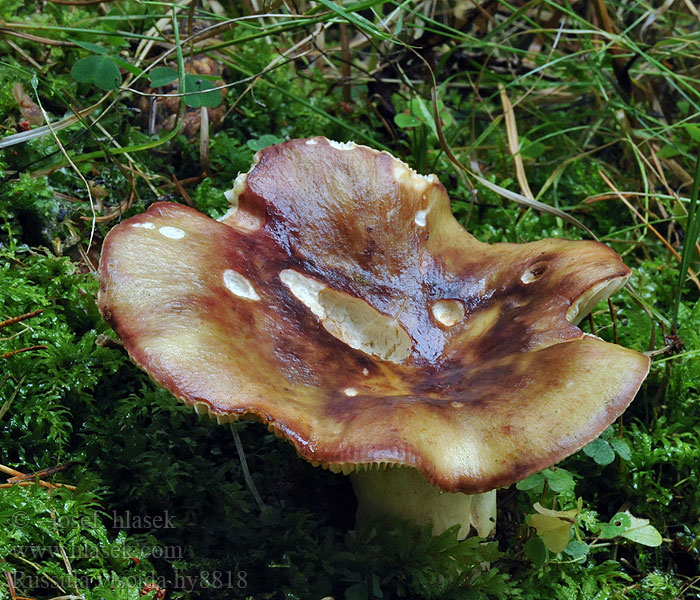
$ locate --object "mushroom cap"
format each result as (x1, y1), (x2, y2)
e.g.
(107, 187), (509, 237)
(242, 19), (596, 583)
(98, 137), (650, 493)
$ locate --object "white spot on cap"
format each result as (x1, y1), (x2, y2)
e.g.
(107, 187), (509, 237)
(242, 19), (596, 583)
(305, 139), (318, 145)
(223, 269), (260, 301)
(362, 368), (369, 376)
(521, 261), (548, 284)
(327, 140), (357, 151)
(344, 387), (358, 397)
(414, 208), (430, 227)
(431, 300), (465, 327)
(391, 161), (437, 188)
(280, 269), (326, 318)
(219, 171), (248, 219)
(520, 271), (537, 284)
(218, 206), (238, 222)
(217, 170), (264, 233)
(159, 226), (185, 239)
(132, 222), (155, 229)
(280, 269), (412, 363)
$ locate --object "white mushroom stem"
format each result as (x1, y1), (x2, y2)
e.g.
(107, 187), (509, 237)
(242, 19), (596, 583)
(350, 467), (496, 540)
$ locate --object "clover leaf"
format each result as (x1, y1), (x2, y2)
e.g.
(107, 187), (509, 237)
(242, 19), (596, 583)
(71, 55), (122, 91)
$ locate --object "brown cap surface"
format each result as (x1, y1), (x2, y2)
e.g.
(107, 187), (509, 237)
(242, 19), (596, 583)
(99, 137), (650, 493)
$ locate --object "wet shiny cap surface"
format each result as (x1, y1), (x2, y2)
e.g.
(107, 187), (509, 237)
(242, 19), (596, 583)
(98, 137), (650, 493)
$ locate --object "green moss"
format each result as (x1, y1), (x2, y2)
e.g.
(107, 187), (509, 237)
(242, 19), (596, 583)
(0, 173), (64, 246)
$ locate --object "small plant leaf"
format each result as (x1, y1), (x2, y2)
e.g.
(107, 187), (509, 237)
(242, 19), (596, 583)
(247, 134), (286, 152)
(532, 502), (580, 519)
(619, 512), (663, 547)
(71, 55), (121, 91)
(529, 502), (580, 553)
(394, 112), (422, 129)
(598, 512), (632, 538)
(520, 138), (546, 159)
(529, 513), (573, 553)
(516, 472), (545, 492)
(657, 144), (682, 159)
(148, 67), (179, 88)
(410, 97), (438, 136)
(564, 540), (589, 561)
(523, 536), (546, 565)
(182, 73), (221, 108)
(583, 438), (616, 465)
(621, 525), (663, 546)
(610, 438), (632, 461)
(543, 467), (575, 493)
(110, 55), (141, 77)
(683, 124), (700, 142)
(70, 40), (109, 55)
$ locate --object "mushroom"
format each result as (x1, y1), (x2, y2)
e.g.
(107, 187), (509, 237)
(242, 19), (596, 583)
(98, 137), (650, 540)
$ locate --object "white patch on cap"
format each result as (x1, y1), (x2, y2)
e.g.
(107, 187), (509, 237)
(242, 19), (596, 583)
(223, 269), (260, 301)
(217, 168), (264, 234)
(327, 140), (357, 151)
(344, 387), (359, 397)
(279, 269), (326, 318)
(279, 268), (412, 363)
(132, 222), (155, 229)
(520, 270), (538, 284)
(218, 171), (249, 220)
(218, 206), (238, 222)
(431, 300), (465, 327)
(520, 261), (548, 284)
(217, 150), (262, 223)
(223, 188), (237, 204)
(391, 160), (437, 187)
(305, 139), (318, 145)
(414, 208), (430, 227)
(159, 226), (185, 239)
(362, 368), (369, 376)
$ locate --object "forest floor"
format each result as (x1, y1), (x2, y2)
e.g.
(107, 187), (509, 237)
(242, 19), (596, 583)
(1, 1), (699, 599)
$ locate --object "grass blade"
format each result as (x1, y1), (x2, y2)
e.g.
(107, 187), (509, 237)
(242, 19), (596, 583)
(671, 151), (700, 328)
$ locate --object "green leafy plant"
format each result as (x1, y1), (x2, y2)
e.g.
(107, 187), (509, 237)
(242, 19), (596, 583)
(246, 133), (285, 151)
(148, 66), (223, 109)
(71, 55), (122, 91)
(582, 426), (632, 466)
(69, 42), (138, 91)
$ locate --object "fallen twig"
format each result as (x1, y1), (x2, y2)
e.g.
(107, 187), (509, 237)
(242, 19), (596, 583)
(1, 345), (49, 360)
(0, 310), (43, 330)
